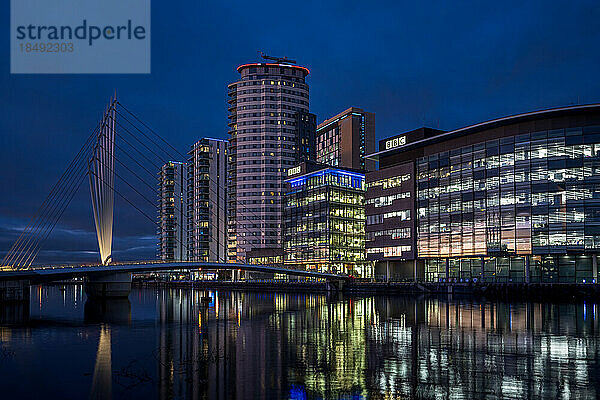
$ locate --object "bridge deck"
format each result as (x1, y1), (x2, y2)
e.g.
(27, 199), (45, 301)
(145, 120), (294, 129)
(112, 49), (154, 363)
(0, 262), (347, 283)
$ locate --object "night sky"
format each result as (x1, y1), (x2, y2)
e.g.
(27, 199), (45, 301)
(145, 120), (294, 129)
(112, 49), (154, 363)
(1, 1), (599, 264)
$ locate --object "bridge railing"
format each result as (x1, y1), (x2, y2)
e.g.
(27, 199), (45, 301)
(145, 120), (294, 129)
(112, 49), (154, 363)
(2, 260), (348, 278)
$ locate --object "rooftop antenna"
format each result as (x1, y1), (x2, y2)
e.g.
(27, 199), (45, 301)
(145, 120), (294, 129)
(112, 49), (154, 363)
(257, 50), (297, 64)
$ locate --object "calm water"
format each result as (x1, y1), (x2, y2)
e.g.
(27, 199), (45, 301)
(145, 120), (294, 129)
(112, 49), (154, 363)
(0, 286), (599, 399)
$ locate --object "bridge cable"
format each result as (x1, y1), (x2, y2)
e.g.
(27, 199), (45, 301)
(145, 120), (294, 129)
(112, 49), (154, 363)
(4, 122), (101, 268)
(19, 103), (116, 268)
(88, 160), (196, 260)
(108, 112), (226, 262)
(91, 124), (198, 261)
(16, 117), (108, 268)
(3, 121), (100, 266)
(113, 105), (278, 267)
(110, 111), (243, 263)
(113, 106), (267, 266)
(25, 169), (91, 268)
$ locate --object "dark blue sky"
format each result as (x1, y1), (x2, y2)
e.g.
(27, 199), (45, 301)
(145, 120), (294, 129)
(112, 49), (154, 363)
(1, 0), (599, 264)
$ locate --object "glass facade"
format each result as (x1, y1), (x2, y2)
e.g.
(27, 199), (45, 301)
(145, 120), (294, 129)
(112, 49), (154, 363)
(416, 125), (600, 283)
(365, 163), (415, 263)
(284, 168), (367, 276)
(316, 126), (340, 167)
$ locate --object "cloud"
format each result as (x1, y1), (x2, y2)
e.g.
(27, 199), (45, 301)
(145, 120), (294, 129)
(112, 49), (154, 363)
(0, 216), (156, 265)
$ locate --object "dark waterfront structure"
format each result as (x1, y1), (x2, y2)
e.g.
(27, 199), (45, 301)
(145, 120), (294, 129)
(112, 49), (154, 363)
(283, 162), (368, 276)
(316, 107), (376, 171)
(366, 104), (600, 283)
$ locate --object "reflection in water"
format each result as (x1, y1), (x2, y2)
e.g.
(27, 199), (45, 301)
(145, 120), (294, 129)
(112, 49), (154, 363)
(0, 286), (599, 399)
(367, 299), (600, 399)
(90, 324), (112, 400)
(85, 299), (130, 400)
(84, 298), (131, 325)
(0, 302), (29, 325)
(150, 291), (600, 399)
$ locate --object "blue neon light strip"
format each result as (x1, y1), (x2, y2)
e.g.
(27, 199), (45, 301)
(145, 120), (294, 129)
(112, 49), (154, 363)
(286, 168), (364, 183)
(286, 168), (365, 191)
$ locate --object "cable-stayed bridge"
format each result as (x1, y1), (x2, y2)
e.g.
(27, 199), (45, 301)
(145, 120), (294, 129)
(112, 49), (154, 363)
(0, 96), (346, 298)
(0, 262), (343, 283)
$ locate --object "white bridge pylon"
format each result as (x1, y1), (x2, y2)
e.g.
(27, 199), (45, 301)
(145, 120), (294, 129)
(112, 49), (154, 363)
(89, 98), (116, 266)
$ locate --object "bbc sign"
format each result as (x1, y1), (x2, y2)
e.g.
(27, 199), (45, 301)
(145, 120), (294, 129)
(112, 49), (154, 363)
(287, 165), (302, 176)
(385, 136), (406, 150)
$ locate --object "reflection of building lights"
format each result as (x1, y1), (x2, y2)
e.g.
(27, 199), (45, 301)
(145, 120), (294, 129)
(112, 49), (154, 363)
(15, 286), (589, 398)
(288, 385), (307, 400)
(215, 291), (219, 319)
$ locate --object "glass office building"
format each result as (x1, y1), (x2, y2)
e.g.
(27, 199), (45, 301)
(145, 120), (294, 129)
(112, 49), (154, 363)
(367, 104), (600, 283)
(284, 162), (368, 276)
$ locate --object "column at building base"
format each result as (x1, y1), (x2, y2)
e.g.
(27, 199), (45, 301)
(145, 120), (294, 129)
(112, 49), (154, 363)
(413, 260), (417, 282)
(386, 261), (390, 283)
(480, 257), (485, 282)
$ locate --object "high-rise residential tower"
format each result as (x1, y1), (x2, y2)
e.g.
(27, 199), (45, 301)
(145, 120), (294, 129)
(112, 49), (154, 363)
(158, 161), (188, 261)
(316, 107), (376, 171)
(227, 60), (311, 261)
(187, 138), (228, 263)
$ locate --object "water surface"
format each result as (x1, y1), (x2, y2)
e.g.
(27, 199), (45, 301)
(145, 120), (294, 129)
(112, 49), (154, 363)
(0, 285), (598, 399)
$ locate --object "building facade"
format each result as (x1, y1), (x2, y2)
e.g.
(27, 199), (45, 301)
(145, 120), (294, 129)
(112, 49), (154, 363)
(227, 61), (311, 262)
(284, 162), (368, 276)
(316, 107), (376, 172)
(366, 104), (600, 283)
(158, 161), (188, 261)
(188, 138), (228, 263)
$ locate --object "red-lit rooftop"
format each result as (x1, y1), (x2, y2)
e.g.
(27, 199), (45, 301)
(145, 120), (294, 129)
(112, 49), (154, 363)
(236, 63), (310, 75)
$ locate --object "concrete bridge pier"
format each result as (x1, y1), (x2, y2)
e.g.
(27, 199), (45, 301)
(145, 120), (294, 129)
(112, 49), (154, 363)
(85, 272), (131, 299)
(0, 280), (30, 324)
(0, 280), (30, 302)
